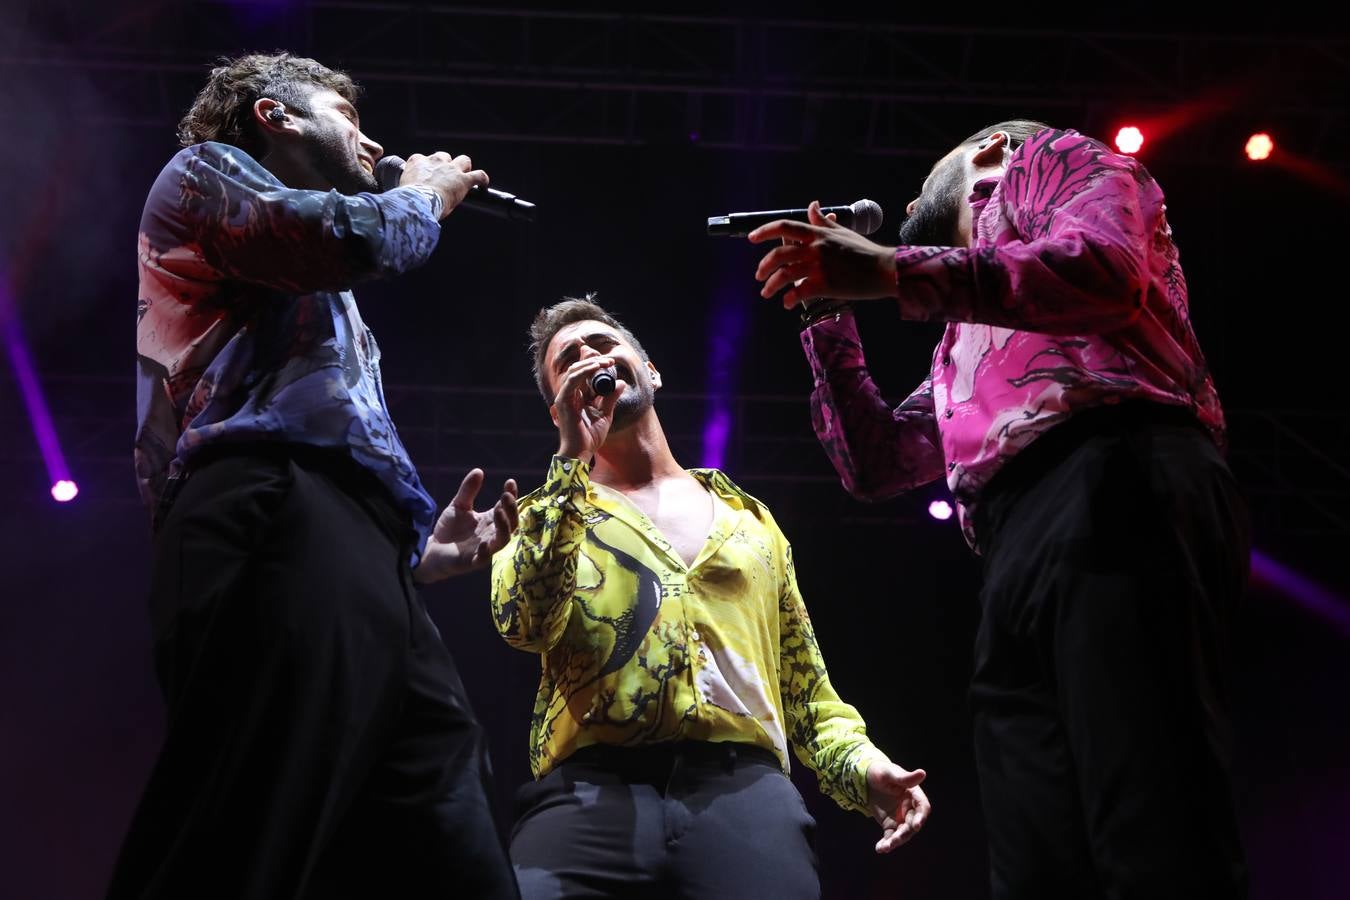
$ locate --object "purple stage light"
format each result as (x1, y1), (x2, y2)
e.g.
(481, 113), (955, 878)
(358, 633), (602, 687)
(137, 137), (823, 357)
(701, 408), (731, 470)
(51, 480), (79, 502)
(2, 277), (76, 502)
(1250, 550), (1350, 638)
(703, 287), (748, 469)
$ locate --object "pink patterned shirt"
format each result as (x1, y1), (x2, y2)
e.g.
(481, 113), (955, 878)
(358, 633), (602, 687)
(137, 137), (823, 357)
(800, 128), (1225, 549)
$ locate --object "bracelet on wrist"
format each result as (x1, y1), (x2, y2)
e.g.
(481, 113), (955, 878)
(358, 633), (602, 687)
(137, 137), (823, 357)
(799, 299), (854, 328)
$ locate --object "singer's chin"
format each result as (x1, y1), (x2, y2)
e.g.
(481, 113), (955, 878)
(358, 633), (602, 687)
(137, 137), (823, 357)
(898, 207), (951, 247)
(609, 381), (651, 432)
(330, 169), (379, 196)
(353, 170), (380, 194)
(338, 157), (379, 194)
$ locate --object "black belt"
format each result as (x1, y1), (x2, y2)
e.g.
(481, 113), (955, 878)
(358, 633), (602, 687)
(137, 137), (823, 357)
(562, 741), (781, 774)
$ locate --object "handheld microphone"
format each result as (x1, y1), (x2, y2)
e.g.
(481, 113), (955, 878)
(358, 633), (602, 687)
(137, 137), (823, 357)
(374, 156), (538, 222)
(707, 199), (883, 237)
(591, 367), (617, 396)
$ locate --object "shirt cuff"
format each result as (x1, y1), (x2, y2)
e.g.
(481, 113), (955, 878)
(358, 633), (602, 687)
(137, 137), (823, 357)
(845, 744), (889, 814)
(543, 454), (590, 512)
(409, 186), (444, 220)
(384, 184), (443, 223)
(800, 308), (867, 382)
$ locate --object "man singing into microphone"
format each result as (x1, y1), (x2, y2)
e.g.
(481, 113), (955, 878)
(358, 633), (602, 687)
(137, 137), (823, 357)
(491, 296), (931, 899)
(749, 122), (1249, 898)
(114, 53), (520, 898)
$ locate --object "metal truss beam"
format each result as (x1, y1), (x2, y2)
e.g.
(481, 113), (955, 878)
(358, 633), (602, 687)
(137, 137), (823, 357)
(3, 3), (1346, 164)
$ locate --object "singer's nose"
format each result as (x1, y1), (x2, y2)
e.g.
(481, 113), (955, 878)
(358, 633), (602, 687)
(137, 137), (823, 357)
(360, 132), (384, 163)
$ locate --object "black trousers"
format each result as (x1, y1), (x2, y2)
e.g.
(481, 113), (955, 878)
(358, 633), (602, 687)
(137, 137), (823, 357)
(971, 404), (1250, 899)
(509, 742), (819, 900)
(108, 447), (518, 900)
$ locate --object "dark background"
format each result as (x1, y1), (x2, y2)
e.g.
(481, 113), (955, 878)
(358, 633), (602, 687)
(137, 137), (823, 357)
(2, 3), (1347, 898)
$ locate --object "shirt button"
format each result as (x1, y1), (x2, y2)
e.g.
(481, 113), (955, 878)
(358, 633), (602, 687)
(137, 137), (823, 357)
(690, 630), (701, 642)
(944, 409), (953, 419)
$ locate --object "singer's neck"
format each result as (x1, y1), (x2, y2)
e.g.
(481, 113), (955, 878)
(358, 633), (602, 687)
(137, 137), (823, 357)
(258, 150), (329, 193)
(590, 413), (686, 491)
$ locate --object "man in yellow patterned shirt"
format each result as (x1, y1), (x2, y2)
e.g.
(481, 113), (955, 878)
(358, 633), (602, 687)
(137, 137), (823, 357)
(491, 297), (931, 899)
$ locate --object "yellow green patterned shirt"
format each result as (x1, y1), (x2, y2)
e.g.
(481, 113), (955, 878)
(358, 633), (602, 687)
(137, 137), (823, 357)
(490, 455), (885, 814)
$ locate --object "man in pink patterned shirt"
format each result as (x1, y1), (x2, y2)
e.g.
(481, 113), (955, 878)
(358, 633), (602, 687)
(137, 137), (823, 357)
(748, 122), (1248, 898)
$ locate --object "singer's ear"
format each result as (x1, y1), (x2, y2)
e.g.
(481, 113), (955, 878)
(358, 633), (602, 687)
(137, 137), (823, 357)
(647, 361), (662, 391)
(971, 131), (1009, 168)
(254, 98), (300, 139)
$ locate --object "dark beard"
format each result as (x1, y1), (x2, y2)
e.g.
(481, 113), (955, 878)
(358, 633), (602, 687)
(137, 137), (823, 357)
(898, 161), (963, 246)
(609, 367), (654, 433)
(306, 124), (377, 194)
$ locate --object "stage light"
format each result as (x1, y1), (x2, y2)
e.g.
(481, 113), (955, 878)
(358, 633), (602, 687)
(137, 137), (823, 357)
(4, 276), (78, 508)
(1251, 550), (1350, 638)
(701, 408), (730, 469)
(928, 500), (954, 521)
(1114, 126), (1145, 155)
(702, 282), (749, 469)
(1246, 133), (1275, 162)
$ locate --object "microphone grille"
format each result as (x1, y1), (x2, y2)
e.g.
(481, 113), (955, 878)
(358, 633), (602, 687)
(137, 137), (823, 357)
(374, 155), (406, 192)
(849, 199), (884, 235)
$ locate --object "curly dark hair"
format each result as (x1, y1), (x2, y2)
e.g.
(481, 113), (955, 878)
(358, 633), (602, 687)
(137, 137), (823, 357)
(177, 51), (360, 159)
(528, 295), (650, 404)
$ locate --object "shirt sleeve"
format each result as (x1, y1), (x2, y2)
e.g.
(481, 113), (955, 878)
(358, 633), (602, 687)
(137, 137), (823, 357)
(490, 455), (590, 653)
(800, 310), (945, 501)
(890, 129), (1163, 335)
(777, 536), (886, 815)
(140, 141), (441, 295)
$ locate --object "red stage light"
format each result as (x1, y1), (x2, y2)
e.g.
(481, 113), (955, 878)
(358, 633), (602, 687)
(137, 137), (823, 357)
(1246, 133), (1275, 162)
(1114, 126), (1145, 155)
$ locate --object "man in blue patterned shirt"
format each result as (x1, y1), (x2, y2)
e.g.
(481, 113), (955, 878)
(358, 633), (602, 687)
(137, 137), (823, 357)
(111, 53), (521, 899)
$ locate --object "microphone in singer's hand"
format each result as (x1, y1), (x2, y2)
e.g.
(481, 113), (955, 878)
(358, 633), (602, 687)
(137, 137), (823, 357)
(374, 156), (538, 222)
(707, 199), (883, 237)
(591, 367), (617, 397)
